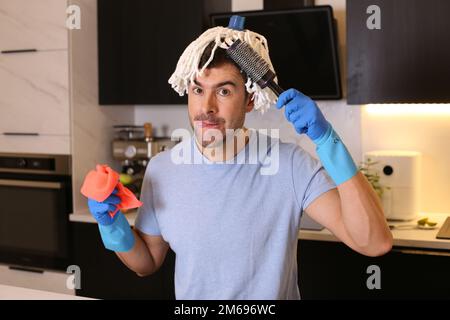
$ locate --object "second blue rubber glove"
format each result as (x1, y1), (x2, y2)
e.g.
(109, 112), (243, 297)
(276, 88), (358, 185)
(275, 88), (330, 142)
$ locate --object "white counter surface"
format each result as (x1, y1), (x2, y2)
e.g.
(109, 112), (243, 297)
(70, 208), (138, 225)
(70, 210), (450, 251)
(0, 284), (93, 300)
(299, 212), (450, 251)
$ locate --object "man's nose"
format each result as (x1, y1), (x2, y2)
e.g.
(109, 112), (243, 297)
(201, 91), (218, 114)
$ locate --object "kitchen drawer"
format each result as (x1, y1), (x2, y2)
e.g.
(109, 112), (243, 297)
(0, 50), (70, 136)
(0, 264), (74, 295)
(0, 0), (68, 51)
(0, 134), (70, 155)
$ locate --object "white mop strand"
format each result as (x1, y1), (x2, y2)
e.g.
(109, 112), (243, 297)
(168, 26), (278, 113)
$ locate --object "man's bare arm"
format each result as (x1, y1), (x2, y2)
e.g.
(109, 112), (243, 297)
(305, 172), (393, 257)
(116, 230), (170, 276)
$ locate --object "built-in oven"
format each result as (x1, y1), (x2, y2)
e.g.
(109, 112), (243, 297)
(0, 153), (72, 271)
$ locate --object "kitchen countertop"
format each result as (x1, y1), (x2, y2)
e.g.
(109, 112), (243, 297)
(299, 212), (450, 251)
(70, 210), (450, 251)
(0, 284), (93, 300)
(70, 208), (138, 225)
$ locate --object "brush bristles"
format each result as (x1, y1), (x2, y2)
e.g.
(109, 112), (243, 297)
(226, 39), (270, 84)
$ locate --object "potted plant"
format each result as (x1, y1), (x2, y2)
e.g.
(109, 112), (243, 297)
(358, 158), (390, 199)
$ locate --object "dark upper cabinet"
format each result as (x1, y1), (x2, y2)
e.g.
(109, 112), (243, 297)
(347, 0), (450, 104)
(97, 0), (231, 105)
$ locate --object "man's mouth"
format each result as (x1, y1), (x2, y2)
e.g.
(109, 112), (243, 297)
(203, 121), (220, 128)
(195, 120), (222, 129)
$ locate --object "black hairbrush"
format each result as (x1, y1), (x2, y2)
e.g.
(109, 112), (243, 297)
(226, 39), (284, 96)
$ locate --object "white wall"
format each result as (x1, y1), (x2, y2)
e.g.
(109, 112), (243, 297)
(361, 108), (450, 213)
(135, 0), (450, 213)
(232, 0), (263, 11)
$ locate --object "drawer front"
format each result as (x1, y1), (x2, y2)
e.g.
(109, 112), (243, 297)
(0, 50), (70, 136)
(0, 264), (75, 295)
(0, 134), (70, 154)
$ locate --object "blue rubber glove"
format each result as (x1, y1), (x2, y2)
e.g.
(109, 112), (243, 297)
(276, 88), (358, 185)
(275, 88), (330, 142)
(87, 189), (135, 252)
(87, 189), (120, 226)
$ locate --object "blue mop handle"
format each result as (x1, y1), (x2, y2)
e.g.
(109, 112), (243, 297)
(228, 15), (245, 31)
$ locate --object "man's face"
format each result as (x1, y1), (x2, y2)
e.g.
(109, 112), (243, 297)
(188, 63), (254, 148)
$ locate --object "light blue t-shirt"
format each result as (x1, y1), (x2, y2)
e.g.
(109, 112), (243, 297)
(135, 129), (335, 299)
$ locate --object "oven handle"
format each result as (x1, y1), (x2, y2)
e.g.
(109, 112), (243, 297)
(0, 179), (63, 189)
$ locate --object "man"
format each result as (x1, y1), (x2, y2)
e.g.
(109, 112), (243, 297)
(88, 26), (392, 299)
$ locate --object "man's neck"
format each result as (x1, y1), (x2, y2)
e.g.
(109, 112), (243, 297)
(196, 127), (250, 162)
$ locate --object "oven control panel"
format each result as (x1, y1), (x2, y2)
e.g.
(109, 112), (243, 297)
(0, 156), (55, 171)
(0, 154), (71, 175)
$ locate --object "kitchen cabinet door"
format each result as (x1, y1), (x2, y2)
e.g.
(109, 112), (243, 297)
(298, 240), (450, 299)
(347, 0), (450, 104)
(0, 0), (68, 51)
(70, 221), (176, 299)
(0, 50), (70, 137)
(98, 0), (231, 105)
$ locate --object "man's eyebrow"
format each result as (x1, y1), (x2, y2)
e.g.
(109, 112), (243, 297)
(216, 81), (237, 88)
(192, 79), (237, 88)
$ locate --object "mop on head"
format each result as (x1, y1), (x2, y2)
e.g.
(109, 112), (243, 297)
(168, 15), (280, 114)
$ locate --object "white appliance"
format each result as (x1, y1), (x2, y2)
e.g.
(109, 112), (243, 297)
(364, 150), (422, 221)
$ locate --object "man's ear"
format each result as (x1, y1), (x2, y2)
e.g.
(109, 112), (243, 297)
(245, 93), (254, 113)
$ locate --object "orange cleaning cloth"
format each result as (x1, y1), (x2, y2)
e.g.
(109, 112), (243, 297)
(80, 164), (143, 218)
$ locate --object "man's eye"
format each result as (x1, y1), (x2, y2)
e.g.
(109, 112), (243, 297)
(192, 87), (203, 95)
(218, 88), (230, 96)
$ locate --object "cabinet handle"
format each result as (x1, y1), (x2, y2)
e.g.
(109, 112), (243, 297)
(3, 132), (39, 136)
(392, 248), (450, 257)
(9, 266), (44, 274)
(0, 179), (62, 189)
(1, 49), (37, 54)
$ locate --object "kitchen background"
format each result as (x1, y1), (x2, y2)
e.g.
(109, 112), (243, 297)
(1, 0), (449, 299)
(68, 0), (450, 215)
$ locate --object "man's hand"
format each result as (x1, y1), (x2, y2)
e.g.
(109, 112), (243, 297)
(87, 189), (120, 225)
(87, 188), (135, 252)
(275, 88), (329, 142)
(276, 88), (357, 185)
